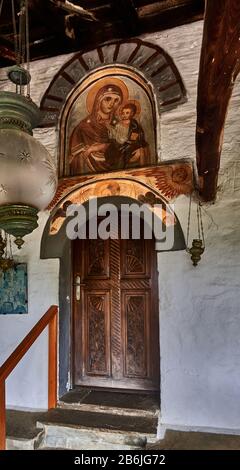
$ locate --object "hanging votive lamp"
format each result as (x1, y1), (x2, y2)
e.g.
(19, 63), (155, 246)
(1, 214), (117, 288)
(186, 195), (205, 267)
(0, 0), (57, 249)
(0, 90), (57, 249)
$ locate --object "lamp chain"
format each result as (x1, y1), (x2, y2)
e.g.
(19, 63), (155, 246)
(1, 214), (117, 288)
(187, 194), (205, 249)
(19, 0), (24, 93)
(11, 0), (19, 64)
(197, 203), (201, 238)
(186, 192), (192, 251)
(197, 202), (205, 248)
(25, 0), (30, 96)
(186, 193), (205, 266)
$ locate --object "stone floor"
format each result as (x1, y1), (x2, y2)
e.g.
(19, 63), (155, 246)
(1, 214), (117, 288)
(147, 430), (240, 450)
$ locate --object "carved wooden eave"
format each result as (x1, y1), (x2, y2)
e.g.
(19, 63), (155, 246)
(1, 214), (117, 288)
(196, 0), (240, 202)
(48, 162), (193, 236)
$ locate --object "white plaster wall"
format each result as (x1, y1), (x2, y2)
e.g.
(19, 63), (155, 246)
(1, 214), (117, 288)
(0, 213), (59, 409)
(159, 193), (240, 433)
(153, 22), (240, 433)
(142, 22), (203, 165)
(1, 20), (240, 434)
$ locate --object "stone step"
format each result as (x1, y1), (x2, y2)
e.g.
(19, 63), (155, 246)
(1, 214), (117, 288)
(36, 408), (158, 450)
(7, 432), (44, 451)
(6, 410), (45, 450)
(58, 389), (159, 418)
(6, 390), (159, 451)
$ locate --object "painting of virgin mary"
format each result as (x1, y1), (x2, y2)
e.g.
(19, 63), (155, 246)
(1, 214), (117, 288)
(68, 77), (151, 176)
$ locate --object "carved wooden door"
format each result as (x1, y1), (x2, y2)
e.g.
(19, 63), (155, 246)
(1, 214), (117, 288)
(72, 224), (160, 391)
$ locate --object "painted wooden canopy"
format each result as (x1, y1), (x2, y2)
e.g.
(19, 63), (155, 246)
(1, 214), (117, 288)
(48, 161), (193, 235)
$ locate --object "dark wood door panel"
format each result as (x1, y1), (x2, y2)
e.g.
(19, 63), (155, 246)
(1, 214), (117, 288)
(72, 227), (160, 391)
(85, 239), (110, 279)
(121, 238), (151, 279)
(84, 291), (111, 377)
(122, 290), (149, 379)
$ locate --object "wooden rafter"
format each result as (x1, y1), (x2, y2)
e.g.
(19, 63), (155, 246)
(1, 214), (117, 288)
(0, 44), (15, 62)
(196, 0), (240, 202)
(0, 0), (204, 66)
(49, 0), (97, 21)
(138, 0), (197, 17)
(110, 0), (139, 35)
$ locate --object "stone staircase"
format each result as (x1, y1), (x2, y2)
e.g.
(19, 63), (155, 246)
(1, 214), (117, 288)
(6, 389), (159, 450)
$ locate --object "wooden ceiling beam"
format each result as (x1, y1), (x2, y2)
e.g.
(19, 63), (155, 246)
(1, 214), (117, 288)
(0, 44), (15, 62)
(196, 0), (240, 202)
(110, 0), (139, 35)
(138, 1), (203, 34)
(0, 0), (205, 65)
(138, 0), (196, 17)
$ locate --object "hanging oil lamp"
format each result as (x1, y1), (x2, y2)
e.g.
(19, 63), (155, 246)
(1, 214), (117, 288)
(188, 239), (205, 267)
(186, 194), (205, 266)
(0, 0), (57, 249)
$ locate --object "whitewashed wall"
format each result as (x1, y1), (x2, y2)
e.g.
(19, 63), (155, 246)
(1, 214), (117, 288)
(1, 20), (240, 433)
(0, 213), (59, 409)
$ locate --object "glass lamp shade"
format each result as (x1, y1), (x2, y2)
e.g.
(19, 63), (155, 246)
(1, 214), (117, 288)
(0, 91), (58, 248)
(0, 128), (57, 210)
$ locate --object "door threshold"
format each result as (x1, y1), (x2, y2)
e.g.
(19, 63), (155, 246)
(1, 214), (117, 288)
(59, 387), (160, 417)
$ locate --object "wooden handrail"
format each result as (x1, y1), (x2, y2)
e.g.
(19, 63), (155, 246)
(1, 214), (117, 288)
(0, 305), (58, 450)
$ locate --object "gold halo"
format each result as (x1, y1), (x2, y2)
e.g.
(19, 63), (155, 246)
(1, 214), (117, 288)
(121, 99), (141, 116)
(86, 77), (129, 114)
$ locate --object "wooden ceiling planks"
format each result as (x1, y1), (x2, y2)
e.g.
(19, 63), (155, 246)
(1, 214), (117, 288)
(0, 0), (204, 66)
(196, 0), (240, 202)
(110, 0), (139, 35)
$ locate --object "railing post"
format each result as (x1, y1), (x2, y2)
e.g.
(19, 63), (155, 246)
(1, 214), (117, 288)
(0, 381), (6, 450)
(48, 309), (57, 409)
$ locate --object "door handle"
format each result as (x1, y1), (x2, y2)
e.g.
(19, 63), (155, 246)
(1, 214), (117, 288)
(75, 275), (81, 301)
(74, 276), (86, 301)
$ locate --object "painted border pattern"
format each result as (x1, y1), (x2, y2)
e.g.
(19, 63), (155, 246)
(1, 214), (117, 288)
(40, 38), (187, 127)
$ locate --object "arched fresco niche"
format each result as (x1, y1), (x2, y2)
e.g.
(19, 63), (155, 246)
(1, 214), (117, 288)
(59, 66), (157, 178)
(40, 39), (186, 128)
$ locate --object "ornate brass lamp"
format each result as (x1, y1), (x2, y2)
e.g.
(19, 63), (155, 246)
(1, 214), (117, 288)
(186, 195), (205, 267)
(0, 0), (57, 248)
(188, 239), (205, 267)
